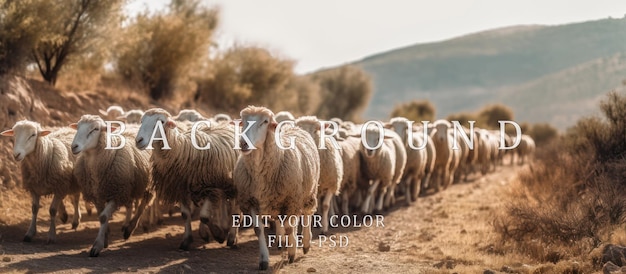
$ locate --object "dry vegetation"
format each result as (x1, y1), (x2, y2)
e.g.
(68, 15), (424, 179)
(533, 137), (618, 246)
(494, 91), (626, 271)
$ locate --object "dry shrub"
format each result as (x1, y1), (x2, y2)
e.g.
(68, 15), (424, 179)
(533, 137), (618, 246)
(494, 91), (626, 265)
(312, 65), (373, 122)
(391, 100), (436, 122)
(477, 104), (514, 129)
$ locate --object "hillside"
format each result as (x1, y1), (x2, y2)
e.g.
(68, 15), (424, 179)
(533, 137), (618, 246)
(355, 18), (626, 129)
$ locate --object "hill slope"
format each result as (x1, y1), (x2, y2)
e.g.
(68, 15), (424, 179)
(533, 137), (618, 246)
(354, 18), (626, 129)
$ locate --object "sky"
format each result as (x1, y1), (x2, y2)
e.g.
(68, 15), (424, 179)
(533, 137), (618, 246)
(127, 0), (626, 74)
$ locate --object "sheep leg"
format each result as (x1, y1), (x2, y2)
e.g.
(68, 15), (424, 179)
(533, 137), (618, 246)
(361, 180), (379, 214)
(70, 193), (81, 230)
(284, 218), (297, 263)
(124, 191), (152, 240)
(341, 191), (350, 216)
(251, 209), (270, 270)
(85, 200), (94, 216)
(375, 185), (388, 213)
(302, 214), (312, 254)
(227, 199), (240, 248)
(383, 184), (394, 210)
(405, 178), (413, 206)
(45, 194), (65, 244)
(321, 190), (334, 235)
(179, 201), (194, 251)
(275, 219), (286, 249)
(24, 194), (40, 242)
(57, 199), (68, 224)
(121, 205), (132, 235)
(419, 171), (431, 197)
(90, 201), (115, 257)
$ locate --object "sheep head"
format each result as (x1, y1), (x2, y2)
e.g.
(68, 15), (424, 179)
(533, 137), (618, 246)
(136, 108), (176, 150)
(238, 106), (277, 155)
(70, 115), (107, 154)
(1, 120), (51, 161)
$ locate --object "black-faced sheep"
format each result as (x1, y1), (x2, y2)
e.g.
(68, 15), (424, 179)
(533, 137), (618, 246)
(70, 115), (153, 257)
(135, 108), (240, 250)
(1, 121), (82, 243)
(234, 106), (319, 270)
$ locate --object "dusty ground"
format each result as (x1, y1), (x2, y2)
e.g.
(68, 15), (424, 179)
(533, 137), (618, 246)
(0, 164), (534, 274)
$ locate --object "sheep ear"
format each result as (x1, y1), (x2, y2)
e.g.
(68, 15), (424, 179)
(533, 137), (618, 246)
(383, 123), (392, 129)
(166, 119), (176, 129)
(348, 133), (361, 138)
(69, 123), (78, 130)
(115, 116), (126, 120)
(269, 121), (278, 130)
(39, 130), (51, 136)
(0, 129), (14, 137)
(99, 109), (108, 116)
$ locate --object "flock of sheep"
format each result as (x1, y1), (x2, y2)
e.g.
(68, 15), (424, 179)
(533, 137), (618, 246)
(0, 105), (536, 270)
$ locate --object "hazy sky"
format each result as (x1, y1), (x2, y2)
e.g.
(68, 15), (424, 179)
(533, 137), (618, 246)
(128, 0), (626, 73)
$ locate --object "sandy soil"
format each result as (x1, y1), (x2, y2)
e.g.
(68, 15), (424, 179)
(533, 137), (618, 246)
(0, 165), (524, 274)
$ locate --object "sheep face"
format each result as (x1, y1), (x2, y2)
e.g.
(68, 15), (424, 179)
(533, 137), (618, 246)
(118, 110), (144, 124)
(363, 127), (384, 158)
(136, 112), (175, 149)
(389, 120), (410, 141)
(174, 110), (205, 122)
(1, 121), (51, 161)
(240, 113), (276, 155)
(432, 122), (451, 143)
(70, 116), (106, 154)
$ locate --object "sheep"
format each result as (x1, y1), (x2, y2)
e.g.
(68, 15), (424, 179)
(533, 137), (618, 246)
(460, 127), (479, 181)
(335, 131), (362, 215)
(387, 117), (427, 205)
(70, 115), (153, 257)
(173, 109), (206, 122)
(295, 116), (343, 234)
(274, 110), (296, 123)
(352, 123), (406, 214)
(451, 127), (471, 184)
(213, 113), (233, 124)
(234, 106), (319, 270)
(516, 134), (536, 165)
(1, 121), (82, 244)
(429, 120), (456, 192)
(98, 106), (124, 120)
(135, 108), (240, 250)
(475, 129), (493, 175)
(116, 109), (144, 124)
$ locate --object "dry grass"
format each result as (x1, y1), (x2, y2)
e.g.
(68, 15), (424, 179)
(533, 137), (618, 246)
(494, 91), (626, 271)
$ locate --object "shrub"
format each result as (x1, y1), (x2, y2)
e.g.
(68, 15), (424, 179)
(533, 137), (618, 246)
(390, 100), (436, 122)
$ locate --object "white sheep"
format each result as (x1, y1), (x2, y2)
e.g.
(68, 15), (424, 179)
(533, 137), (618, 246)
(213, 113), (233, 124)
(98, 106), (124, 120)
(173, 109), (207, 122)
(475, 129), (493, 175)
(116, 109), (144, 124)
(517, 134), (536, 165)
(295, 116), (343, 235)
(274, 110), (296, 123)
(388, 117), (427, 205)
(70, 115), (153, 257)
(429, 120), (456, 191)
(135, 108), (240, 250)
(1, 121), (82, 243)
(234, 106), (319, 270)
(451, 127), (470, 184)
(353, 123), (406, 214)
(335, 131), (362, 215)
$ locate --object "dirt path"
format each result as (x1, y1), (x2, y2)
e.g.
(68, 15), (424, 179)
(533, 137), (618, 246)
(0, 165), (523, 273)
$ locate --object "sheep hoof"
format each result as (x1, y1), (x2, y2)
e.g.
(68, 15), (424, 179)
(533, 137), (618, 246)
(123, 227), (132, 240)
(303, 246), (310, 254)
(288, 255), (295, 263)
(179, 237), (192, 251)
(23, 235), (33, 242)
(259, 261), (269, 270)
(61, 212), (68, 223)
(72, 222), (79, 230)
(89, 247), (100, 257)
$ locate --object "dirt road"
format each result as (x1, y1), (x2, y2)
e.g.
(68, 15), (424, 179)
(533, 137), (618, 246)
(0, 165), (522, 273)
